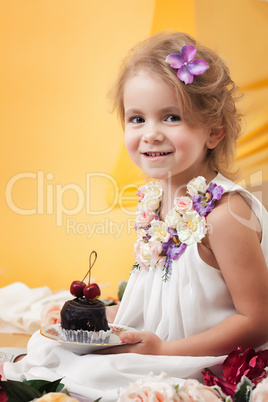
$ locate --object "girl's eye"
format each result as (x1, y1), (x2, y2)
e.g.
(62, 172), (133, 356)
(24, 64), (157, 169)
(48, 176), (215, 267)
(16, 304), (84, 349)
(128, 116), (145, 124)
(165, 115), (181, 122)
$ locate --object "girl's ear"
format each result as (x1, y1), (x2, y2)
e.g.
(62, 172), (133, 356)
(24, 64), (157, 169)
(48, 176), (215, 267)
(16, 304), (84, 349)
(206, 128), (225, 149)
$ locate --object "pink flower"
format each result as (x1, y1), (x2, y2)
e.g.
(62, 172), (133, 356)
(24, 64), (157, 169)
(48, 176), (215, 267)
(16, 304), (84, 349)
(251, 376), (268, 401)
(174, 196), (193, 214)
(117, 372), (180, 401)
(41, 303), (63, 327)
(134, 241), (150, 270)
(135, 210), (156, 228)
(136, 188), (144, 198)
(178, 379), (222, 401)
(149, 240), (164, 267)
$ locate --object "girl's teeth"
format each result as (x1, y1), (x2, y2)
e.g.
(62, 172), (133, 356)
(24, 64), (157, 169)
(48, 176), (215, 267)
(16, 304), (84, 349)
(146, 152), (168, 156)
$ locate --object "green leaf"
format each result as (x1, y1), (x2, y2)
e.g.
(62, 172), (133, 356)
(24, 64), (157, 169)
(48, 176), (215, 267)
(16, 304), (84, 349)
(234, 376), (254, 402)
(130, 262), (140, 275)
(1, 379), (42, 402)
(23, 378), (64, 393)
(93, 398), (102, 402)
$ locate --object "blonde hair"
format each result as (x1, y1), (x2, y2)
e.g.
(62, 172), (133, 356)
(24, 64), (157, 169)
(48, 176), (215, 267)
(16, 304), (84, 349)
(109, 31), (242, 179)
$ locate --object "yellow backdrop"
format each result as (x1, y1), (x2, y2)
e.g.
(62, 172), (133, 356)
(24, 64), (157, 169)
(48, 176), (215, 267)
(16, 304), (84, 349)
(1, 0), (267, 297)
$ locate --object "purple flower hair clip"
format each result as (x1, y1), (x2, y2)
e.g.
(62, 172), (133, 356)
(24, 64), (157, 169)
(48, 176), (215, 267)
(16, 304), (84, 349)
(165, 44), (209, 85)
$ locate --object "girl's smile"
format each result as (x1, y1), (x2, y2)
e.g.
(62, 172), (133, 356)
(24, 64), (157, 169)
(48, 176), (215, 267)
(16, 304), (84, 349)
(123, 70), (213, 186)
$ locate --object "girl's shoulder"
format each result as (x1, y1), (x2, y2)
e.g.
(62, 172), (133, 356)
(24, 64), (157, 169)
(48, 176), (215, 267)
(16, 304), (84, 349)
(207, 191), (261, 235)
(209, 173), (267, 223)
(205, 173), (266, 245)
(204, 174), (268, 239)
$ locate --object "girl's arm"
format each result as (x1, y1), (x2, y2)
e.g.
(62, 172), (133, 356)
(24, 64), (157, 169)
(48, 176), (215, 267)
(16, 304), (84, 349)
(99, 193), (268, 356)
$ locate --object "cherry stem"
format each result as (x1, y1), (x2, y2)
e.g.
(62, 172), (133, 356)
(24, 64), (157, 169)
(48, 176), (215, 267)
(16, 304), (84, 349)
(82, 251), (97, 284)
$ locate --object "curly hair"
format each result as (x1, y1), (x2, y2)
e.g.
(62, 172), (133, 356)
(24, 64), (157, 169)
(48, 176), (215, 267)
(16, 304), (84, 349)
(109, 31), (242, 178)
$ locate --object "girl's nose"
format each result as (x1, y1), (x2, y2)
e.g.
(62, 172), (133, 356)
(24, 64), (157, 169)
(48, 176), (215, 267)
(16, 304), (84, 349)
(142, 127), (165, 143)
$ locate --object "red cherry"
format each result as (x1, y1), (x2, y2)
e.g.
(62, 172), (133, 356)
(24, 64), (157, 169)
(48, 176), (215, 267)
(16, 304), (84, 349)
(83, 283), (101, 300)
(70, 281), (86, 298)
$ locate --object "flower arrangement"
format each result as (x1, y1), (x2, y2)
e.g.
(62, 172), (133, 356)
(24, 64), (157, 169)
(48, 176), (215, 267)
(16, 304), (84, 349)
(117, 372), (221, 401)
(118, 348), (268, 401)
(133, 176), (224, 281)
(1, 347), (268, 401)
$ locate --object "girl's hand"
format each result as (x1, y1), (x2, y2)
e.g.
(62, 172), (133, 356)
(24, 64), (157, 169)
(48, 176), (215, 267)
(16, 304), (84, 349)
(95, 331), (164, 355)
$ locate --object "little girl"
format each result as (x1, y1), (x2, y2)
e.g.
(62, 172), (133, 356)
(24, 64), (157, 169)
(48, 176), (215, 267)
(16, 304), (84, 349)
(3, 31), (268, 400)
(103, 30), (268, 357)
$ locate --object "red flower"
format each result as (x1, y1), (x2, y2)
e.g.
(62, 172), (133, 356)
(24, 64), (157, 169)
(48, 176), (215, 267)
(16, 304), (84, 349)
(202, 347), (268, 399)
(0, 376), (8, 402)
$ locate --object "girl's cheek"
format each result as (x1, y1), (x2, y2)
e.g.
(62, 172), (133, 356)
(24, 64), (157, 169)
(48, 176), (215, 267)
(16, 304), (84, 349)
(124, 133), (137, 151)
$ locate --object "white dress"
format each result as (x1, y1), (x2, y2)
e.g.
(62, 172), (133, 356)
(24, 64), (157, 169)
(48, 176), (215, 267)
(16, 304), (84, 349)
(4, 174), (268, 402)
(114, 173), (268, 342)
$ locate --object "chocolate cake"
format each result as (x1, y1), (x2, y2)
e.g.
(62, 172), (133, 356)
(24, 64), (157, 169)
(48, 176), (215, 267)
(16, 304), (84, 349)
(61, 297), (110, 332)
(60, 250), (111, 343)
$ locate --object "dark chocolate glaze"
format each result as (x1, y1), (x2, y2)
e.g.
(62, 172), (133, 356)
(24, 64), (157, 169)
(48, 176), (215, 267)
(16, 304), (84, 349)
(61, 297), (109, 332)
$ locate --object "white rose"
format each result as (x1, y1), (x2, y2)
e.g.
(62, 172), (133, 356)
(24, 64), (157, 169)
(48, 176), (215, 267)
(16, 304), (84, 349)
(165, 208), (184, 229)
(187, 176), (207, 196)
(177, 210), (207, 245)
(140, 181), (163, 199)
(148, 219), (170, 242)
(138, 196), (160, 212)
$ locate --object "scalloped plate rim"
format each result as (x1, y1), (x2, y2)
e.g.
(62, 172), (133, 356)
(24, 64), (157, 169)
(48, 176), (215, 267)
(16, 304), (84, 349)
(40, 323), (137, 353)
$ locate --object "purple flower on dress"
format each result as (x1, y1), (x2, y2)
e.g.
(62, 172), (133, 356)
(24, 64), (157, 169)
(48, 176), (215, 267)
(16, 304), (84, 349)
(165, 45), (209, 85)
(162, 228), (187, 260)
(192, 183), (224, 216)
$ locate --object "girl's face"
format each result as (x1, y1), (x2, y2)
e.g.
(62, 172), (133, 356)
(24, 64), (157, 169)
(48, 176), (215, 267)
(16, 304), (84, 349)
(123, 70), (212, 184)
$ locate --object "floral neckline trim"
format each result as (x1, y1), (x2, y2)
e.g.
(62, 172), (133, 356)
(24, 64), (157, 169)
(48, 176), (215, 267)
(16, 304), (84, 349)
(132, 176), (224, 281)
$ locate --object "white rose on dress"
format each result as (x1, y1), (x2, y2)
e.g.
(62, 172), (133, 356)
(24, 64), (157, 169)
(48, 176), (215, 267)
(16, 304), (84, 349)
(187, 176), (207, 196)
(177, 210), (207, 245)
(138, 196), (161, 213)
(140, 181), (163, 199)
(165, 208), (184, 229)
(148, 219), (170, 242)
